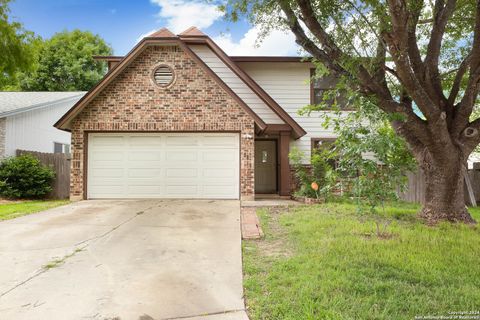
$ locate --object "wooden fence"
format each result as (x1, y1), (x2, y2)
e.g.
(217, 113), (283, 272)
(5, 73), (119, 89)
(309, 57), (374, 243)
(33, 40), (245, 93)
(398, 166), (480, 205)
(16, 150), (70, 199)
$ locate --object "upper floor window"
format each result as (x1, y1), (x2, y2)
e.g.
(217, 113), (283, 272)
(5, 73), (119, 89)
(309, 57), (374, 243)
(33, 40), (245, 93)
(310, 69), (348, 109)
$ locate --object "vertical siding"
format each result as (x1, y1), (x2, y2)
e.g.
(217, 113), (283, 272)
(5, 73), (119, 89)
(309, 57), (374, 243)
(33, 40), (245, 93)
(5, 102), (72, 156)
(189, 45), (285, 124)
(239, 62), (340, 163)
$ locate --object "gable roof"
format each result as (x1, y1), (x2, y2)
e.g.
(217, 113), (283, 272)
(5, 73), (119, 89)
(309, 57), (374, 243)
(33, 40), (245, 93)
(56, 27), (306, 138)
(0, 92), (85, 117)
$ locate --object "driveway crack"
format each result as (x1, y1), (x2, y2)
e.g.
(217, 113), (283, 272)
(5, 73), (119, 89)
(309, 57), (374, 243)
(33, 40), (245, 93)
(160, 309), (247, 320)
(0, 204), (160, 298)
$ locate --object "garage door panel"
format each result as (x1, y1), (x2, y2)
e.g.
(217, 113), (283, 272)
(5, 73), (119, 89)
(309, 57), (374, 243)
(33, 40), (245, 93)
(166, 185), (199, 195)
(90, 151), (124, 161)
(166, 136), (200, 146)
(128, 136), (163, 146)
(166, 168), (198, 178)
(128, 168), (162, 178)
(88, 185), (125, 195)
(127, 185), (163, 194)
(203, 186), (237, 197)
(89, 178), (125, 186)
(90, 168), (124, 178)
(203, 135), (238, 146)
(203, 168), (236, 178)
(128, 152), (163, 161)
(202, 150), (236, 161)
(88, 133), (239, 199)
(166, 151), (198, 161)
(91, 136), (125, 147)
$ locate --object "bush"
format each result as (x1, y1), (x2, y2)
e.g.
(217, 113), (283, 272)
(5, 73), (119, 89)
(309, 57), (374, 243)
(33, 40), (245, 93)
(0, 155), (55, 199)
(289, 147), (335, 199)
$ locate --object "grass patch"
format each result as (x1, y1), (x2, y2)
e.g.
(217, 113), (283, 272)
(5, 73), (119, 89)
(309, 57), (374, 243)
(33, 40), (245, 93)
(43, 247), (84, 270)
(0, 200), (70, 221)
(243, 201), (480, 320)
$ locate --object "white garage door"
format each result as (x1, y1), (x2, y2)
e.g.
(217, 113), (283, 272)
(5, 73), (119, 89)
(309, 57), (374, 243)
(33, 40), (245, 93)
(87, 133), (240, 199)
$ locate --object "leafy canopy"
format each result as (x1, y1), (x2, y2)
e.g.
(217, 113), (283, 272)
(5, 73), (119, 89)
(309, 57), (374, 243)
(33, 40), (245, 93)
(0, 0), (37, 88)
(19, 29), (113, 91)
(220, 0), (480, 160)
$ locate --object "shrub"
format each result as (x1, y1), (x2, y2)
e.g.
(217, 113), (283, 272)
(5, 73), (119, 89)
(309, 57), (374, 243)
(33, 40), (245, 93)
(0, 155), (55, 199)
(289, 147), (335, 199)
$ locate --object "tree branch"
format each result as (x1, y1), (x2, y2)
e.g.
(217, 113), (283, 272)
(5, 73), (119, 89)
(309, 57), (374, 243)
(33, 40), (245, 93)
(452, 0), (480, 137)
(448, 53), (472, 105)
(424, 0), (457, 103)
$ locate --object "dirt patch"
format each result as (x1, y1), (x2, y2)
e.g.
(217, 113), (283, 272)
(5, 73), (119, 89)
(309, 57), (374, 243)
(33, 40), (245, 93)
(0, 198), (24, 205)
(255, 206), (294, 258)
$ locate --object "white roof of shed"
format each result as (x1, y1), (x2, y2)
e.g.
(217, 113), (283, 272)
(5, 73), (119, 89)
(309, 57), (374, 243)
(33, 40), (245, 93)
(0, 92), (86, 117)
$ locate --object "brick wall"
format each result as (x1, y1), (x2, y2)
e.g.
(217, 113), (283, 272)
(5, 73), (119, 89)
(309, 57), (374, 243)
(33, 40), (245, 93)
(0, 118), (5, 158)
(70, 45), (255, 200)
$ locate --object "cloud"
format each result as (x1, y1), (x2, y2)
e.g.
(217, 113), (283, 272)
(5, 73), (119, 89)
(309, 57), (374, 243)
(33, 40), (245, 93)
(213, 27), (299, 56)
(150, 0), (223, 33)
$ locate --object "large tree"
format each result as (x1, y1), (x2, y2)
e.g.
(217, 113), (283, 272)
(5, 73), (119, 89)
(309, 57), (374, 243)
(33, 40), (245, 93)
(222, 0), (480, 223)
(20, 29), (112, 91)
(0, 0), (36, 89)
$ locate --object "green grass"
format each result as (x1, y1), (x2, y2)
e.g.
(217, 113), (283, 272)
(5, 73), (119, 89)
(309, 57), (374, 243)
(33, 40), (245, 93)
(243, 201), (480, 320)
(0, 200), (70, 221)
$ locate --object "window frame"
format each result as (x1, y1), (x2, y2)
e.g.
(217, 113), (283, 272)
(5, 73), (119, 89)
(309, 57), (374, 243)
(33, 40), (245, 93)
(310, 68), (352, 110)
(53, 142), (71, 155)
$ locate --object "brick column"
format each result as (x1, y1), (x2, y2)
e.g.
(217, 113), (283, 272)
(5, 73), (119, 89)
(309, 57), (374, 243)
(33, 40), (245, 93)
(279, 131), (291, 196)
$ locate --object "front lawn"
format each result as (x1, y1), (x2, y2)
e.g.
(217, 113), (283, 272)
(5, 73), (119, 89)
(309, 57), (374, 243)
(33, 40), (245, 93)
(0, 200), (70, 221)
(243, 201), (480, 320)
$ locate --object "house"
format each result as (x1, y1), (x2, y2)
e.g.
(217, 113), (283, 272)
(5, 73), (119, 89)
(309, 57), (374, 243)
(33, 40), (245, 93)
(55, 27), (336, 201)
(0, 92), (86, 158)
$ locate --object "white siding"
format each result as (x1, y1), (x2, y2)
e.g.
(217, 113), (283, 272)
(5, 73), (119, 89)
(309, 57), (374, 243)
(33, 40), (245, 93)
(239, 62), (342, 163)
(189, 45), (284, 124)
(4, 101), (72, 156)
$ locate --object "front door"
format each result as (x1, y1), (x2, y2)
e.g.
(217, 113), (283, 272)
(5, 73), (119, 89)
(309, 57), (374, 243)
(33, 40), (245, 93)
(255, 140), (277, 193)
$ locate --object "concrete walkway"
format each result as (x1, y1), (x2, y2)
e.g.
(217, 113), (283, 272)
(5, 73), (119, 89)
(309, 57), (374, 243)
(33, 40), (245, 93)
(0, 200), (248, 320)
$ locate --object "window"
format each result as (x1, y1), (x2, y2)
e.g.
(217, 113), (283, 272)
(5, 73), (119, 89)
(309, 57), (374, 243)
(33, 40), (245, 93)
(310, 69), (347, 108)
(54, 142), (70, 155)
(311, 138), (337, 168)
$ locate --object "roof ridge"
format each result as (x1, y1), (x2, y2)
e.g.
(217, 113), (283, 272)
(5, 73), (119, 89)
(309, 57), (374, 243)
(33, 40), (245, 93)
(149, 28), (176, 38)
(178, 26), (206, 37)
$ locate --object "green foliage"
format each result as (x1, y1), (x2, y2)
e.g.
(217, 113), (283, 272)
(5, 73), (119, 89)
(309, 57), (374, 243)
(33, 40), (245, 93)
(19, 29), (112, 91)
(0, 0), (37, 88)
(316, 95), (416, 219)
(0, 155), (55, 199)
(221, 0), (476, 102)
(289, 147), (336, 199)
(243, 203), (480, 319)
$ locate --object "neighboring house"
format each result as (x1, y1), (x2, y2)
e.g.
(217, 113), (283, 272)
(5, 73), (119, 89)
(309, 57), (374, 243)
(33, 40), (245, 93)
(55, 27), (337, 201)
(0, 92), (85, 158)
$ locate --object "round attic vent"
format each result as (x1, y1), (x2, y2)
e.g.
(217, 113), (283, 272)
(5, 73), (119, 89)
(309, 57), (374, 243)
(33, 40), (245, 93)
(152, 65), (174, 87)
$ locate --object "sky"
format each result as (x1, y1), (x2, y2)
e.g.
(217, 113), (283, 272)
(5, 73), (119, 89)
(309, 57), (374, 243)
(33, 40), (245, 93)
(9, 0), (300, 56)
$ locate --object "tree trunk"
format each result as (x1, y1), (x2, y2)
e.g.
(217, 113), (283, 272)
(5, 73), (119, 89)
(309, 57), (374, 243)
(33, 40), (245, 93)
(418, 155), (476, 224)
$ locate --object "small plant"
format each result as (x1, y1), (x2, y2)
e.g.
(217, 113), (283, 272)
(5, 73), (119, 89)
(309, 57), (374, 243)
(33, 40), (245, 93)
(0, 154), (55, 199)
(289, 147), (335, 200)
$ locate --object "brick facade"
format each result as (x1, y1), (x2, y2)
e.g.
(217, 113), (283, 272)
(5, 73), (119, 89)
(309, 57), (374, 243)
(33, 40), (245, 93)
(0, 117), (5, 158)
(70, 45), (255, 200)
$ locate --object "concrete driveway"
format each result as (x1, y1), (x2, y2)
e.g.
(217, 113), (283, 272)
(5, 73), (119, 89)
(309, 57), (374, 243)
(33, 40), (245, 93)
(0, 200), (248, 320)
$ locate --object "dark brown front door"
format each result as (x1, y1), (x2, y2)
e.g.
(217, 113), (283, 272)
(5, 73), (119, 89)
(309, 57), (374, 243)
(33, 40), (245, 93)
(255, 140), (277, 193)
